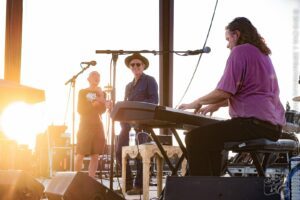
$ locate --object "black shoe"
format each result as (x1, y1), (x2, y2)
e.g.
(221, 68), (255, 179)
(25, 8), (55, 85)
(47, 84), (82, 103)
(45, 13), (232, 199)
(114, 189), (123, 195)
(149, 180), (157, 186)
(125, 180), (133, 192)
(126, 187), (143, 195)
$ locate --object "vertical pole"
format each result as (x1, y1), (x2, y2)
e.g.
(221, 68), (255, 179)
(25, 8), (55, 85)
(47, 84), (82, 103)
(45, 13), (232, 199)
(293, 2), (300, 110)
(159, 0), (174, 134)
(4, 0), (23, 82)
(109, 54), (118, 189)
(71, 81), (75, 171)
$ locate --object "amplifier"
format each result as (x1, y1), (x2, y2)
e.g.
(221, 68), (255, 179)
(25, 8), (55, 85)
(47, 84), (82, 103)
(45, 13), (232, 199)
(164, 176), (282, 200)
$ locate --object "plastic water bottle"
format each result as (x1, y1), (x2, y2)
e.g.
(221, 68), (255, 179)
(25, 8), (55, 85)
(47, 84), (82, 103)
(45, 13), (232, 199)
(129, 128), (136, 146)
(290, 156), (300, 200)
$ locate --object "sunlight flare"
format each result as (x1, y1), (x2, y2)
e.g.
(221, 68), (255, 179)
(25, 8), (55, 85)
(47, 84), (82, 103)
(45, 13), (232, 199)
(0, 102), (46, 148)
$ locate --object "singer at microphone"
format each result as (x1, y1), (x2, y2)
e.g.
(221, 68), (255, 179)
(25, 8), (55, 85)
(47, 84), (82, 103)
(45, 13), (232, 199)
(81, 60), (97, 66)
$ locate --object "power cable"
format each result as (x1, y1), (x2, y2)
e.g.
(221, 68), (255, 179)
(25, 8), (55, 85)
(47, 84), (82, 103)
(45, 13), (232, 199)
(175, 0), (219, 108)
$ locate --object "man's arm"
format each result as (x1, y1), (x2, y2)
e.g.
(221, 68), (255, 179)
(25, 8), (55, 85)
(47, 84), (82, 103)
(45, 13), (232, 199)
(146, 76), (159, 104)
(179, 89), (231, 111)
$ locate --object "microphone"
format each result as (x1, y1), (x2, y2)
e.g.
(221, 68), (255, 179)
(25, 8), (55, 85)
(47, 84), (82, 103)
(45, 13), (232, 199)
(185, 46), (211, 55)
(81, 60), (97, 66)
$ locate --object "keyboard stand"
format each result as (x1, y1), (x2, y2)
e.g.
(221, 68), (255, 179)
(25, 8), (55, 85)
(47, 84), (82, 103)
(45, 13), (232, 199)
(134, 126), (188, 176)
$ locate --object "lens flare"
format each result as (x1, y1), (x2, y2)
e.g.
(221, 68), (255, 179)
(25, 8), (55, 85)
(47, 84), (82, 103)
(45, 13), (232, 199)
(0, 102), (45, 149)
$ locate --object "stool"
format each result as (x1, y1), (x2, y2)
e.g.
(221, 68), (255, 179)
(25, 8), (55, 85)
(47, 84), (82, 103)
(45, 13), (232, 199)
(224, 139), (299, 177)
(122, 144), (186, 200)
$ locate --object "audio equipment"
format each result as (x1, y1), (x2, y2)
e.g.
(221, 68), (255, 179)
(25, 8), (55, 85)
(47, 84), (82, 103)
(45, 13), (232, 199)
(163, 176), (281, 200)
(0, 170), (44, 200)
(44, 171), (125, 200)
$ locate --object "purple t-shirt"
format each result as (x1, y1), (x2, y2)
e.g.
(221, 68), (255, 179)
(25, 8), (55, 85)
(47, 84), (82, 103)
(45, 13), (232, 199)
(217, 44), (286, 126)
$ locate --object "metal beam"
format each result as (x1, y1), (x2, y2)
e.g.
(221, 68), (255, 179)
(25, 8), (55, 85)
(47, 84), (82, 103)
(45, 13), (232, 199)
(5, 0), (23, 83)
(159, 0), (174, 136)
(159, 0), (174, 108)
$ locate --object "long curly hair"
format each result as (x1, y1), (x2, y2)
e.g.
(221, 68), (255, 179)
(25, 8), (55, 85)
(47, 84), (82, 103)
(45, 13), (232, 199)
(226, 17), (271, 55)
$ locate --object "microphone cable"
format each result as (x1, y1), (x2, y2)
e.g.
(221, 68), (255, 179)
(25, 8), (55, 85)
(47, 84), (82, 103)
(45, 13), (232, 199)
(63, 82), (72, 125)
(175, 0), (219, 109)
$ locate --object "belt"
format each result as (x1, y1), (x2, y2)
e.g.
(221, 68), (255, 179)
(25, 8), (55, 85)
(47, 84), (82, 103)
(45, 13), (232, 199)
(251, 118), (282, 132)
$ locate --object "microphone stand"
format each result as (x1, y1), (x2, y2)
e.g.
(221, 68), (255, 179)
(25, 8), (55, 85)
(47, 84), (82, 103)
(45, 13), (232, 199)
(95, 48), (210, 56)
(95, 50), (161, 190)
(65, 63), (93, 171)
(109, 53), (118, 189)
(95, 48), (209, 190)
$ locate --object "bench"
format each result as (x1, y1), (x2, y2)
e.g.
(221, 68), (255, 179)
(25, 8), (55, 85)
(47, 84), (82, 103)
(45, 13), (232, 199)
(224, 139), (299, 177)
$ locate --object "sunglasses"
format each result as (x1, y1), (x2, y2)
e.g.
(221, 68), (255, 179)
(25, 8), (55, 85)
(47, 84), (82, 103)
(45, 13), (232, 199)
(130, 62), (142, 68)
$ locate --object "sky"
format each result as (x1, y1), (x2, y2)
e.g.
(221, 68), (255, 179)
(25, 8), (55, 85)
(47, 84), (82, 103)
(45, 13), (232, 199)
(0, 0), (299, 149)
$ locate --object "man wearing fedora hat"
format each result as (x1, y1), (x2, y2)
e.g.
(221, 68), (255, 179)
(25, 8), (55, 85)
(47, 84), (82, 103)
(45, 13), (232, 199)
(116, 53), (158, 195)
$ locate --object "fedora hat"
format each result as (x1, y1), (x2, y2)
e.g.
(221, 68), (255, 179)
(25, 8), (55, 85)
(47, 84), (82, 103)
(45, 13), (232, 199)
(124, 53), (149, 70)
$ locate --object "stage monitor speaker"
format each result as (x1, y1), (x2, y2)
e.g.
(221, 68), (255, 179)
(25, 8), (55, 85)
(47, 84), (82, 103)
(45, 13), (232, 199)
(163, 176), (281, 200)
(44, 171), (125, 200)
(0, 170), (44, 200)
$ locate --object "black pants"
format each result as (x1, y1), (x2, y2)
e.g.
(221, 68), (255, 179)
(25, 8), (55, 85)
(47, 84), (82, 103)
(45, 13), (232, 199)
(185, 117), (282, 176)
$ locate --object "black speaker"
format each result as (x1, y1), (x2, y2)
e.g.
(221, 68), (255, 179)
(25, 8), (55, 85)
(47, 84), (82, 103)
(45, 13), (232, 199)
(163, 176), (282, 200)
(0, 170), (44, 200)
(44, 171), (125, 200)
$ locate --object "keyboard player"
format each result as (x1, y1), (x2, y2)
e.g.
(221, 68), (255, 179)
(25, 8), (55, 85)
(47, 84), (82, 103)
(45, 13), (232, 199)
(178, 17), (285, 176)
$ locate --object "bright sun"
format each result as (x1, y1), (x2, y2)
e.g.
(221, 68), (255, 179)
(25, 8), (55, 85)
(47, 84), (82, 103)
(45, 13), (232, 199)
(0, 102), (46, 149)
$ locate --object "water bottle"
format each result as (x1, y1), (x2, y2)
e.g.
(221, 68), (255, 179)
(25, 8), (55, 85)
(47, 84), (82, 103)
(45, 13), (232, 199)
(290, 156), (300, 200)
(129, 128), (136, 146)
